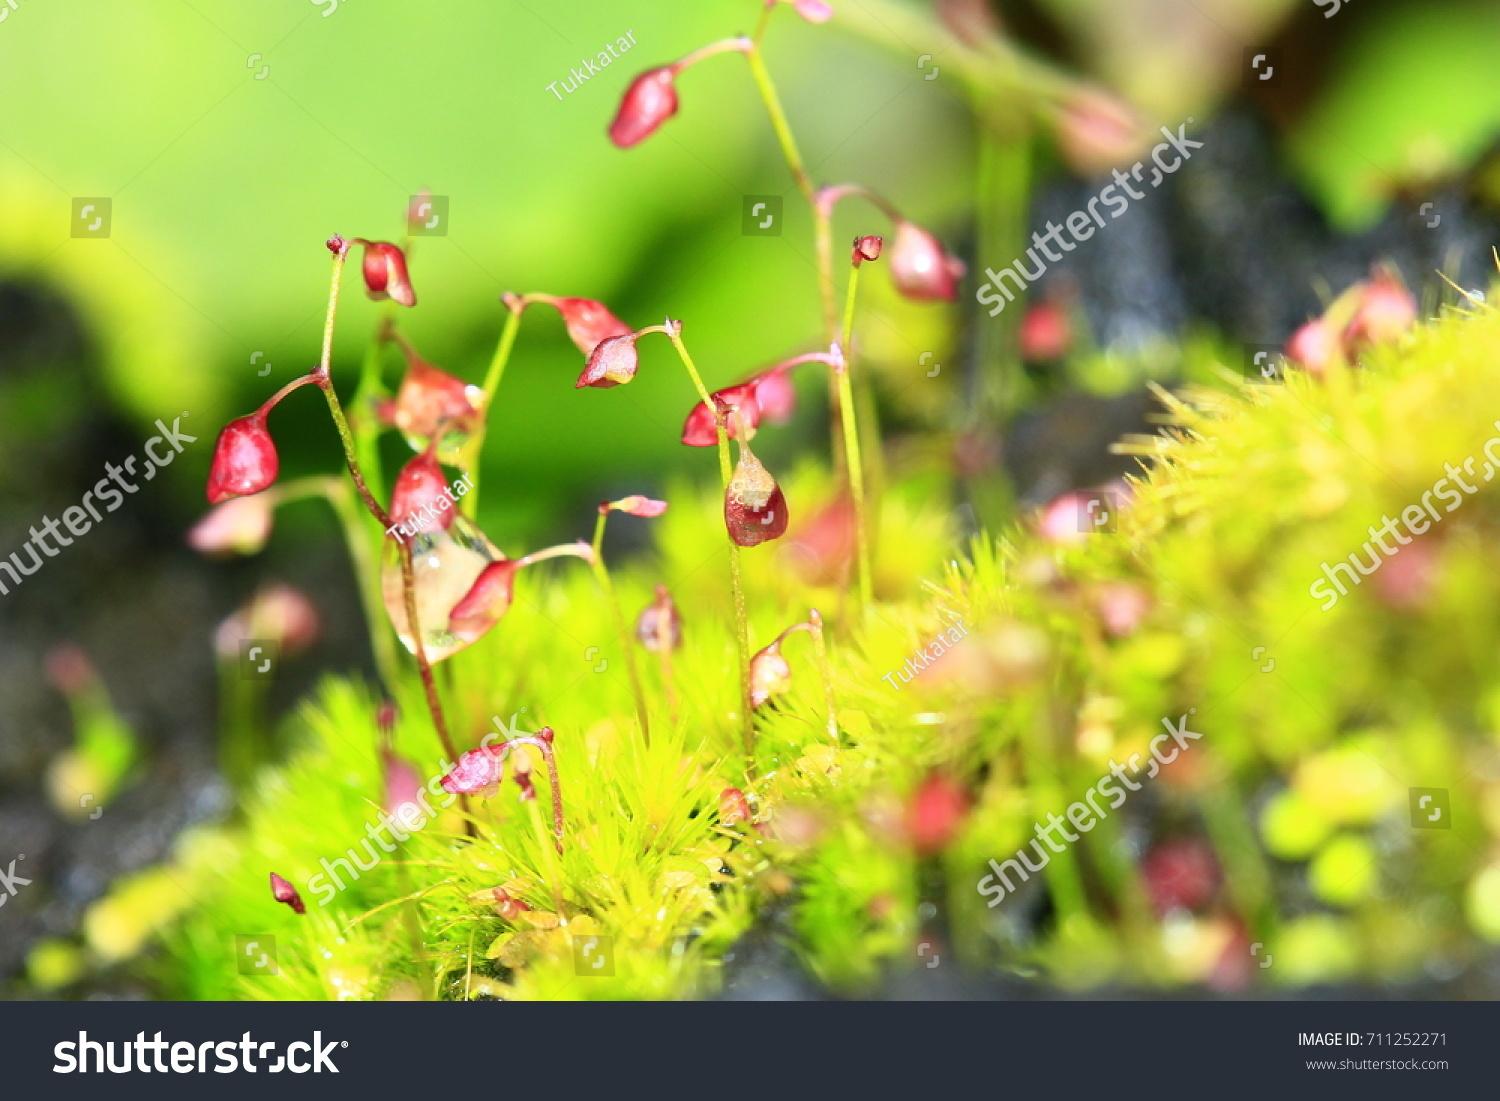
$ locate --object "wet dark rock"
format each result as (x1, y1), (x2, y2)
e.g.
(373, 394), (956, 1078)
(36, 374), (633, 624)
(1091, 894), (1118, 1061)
(1028, 107), (1500, 351)
(0, 276), (376, 992)
(1004, 390), (1156, 505)
(718, 903), (825, 1001)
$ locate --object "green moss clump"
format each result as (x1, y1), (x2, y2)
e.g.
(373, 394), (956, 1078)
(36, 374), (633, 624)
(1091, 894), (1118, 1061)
(77, 293), (1500, 997)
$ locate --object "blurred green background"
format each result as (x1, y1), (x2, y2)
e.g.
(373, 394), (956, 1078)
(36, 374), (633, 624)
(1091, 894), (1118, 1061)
(5, 0), (1500, 540)
(0, 0), (977, 540)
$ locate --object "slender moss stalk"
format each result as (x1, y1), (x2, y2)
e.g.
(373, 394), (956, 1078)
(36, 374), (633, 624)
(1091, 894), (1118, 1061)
(811, 208), (838, 341)
(724, 531), (753, 767)
(506, 735), (565, 856)
(662, 324), (755, 767)
(481, 297), (525, 404)
(837, 267), (875, 612)
(677, 35), (753, 69)
(742, 35), (842, 460)
(313, 242), (462, 777)
(311, 254), (385, 532)
(590, 510), (653, 744)
(750, 1), (773, 45)
(453, 297), (527, 519)
(324, 479), (402, 689)
(318, 374), (387, 522)
(743, 47), (814, 207)
(395, 545), (460, 760)
(351, 331), (390, 507)
(514, 541), (595, 570)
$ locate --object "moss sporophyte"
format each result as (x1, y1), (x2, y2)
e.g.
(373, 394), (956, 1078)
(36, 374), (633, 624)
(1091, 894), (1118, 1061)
(187, 0), (969, 980)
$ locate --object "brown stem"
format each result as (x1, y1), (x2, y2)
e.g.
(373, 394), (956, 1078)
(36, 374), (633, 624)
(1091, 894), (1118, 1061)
(661, 324), (756, 772)
(317, 376), (389, 518)
(256, 371), (321, 418)
(506, 735), (565, 853)
(396, 542), (459, 761)
(314, 241), (467, 825)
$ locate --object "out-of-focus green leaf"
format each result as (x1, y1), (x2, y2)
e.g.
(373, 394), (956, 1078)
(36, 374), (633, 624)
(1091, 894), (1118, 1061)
(1287, 0), (1500, 228)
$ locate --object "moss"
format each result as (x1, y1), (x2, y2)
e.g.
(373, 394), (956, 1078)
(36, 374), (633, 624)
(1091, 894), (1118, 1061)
(78, 291), (1500, 996)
